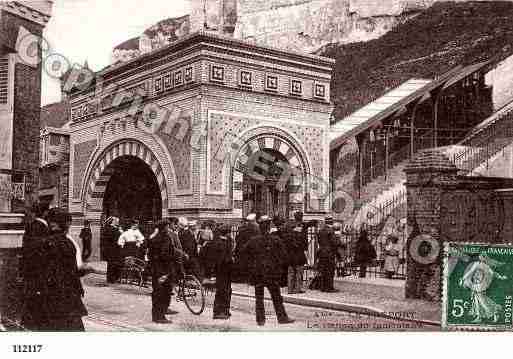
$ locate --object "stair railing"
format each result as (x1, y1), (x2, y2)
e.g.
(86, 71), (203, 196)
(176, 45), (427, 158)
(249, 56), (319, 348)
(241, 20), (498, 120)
(451, 100), (513, 173)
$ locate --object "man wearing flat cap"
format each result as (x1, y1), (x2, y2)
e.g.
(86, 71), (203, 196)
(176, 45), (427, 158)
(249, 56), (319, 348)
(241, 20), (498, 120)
(240, 215), (294, 326)
(317, 216), (340, 293)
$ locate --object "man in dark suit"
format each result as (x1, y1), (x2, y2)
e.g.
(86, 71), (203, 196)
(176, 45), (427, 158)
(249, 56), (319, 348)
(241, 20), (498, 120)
(241, 216), (294, 326)
(317, 216), (340, 293)
(148, 220), (178, 324)
(21, 203), (51, 330)
(28, 208), (89, 331)
(79, 220), (92, 262)
(201, 224), (234, 319)
(286, 211), (309, 294)
(233, 213), (260, 283)
(178, 217), (200, 278)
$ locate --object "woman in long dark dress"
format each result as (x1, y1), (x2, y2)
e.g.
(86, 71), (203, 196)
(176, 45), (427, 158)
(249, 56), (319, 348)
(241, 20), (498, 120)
(354, 229), (377, 278)
(102, 217), (123, 283)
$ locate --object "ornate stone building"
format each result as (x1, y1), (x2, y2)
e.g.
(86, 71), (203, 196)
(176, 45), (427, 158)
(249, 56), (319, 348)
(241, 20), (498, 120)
(67, 32), (334, 260)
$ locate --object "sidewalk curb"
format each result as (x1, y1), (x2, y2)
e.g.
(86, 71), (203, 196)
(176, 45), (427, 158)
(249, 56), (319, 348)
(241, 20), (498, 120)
(232, 291), (441, 327)
(89, 268), (440, 327)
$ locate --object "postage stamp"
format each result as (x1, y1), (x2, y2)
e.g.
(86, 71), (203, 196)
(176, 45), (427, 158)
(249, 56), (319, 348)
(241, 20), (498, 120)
(442, 243), (513, 331)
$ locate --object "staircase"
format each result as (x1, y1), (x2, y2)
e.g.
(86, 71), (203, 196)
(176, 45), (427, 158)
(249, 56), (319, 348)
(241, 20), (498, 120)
(449, 100), (513, 174)
(350, 99), (513, 229)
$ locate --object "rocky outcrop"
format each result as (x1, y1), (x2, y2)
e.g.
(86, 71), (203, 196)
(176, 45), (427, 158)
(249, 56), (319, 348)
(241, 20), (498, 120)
(111, 0), (505, 63)
(111, 15), (191, 64)
(235, 0), (436, 53)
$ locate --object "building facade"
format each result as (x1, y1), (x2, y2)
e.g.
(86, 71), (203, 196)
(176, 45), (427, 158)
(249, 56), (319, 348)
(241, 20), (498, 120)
(0, 0), (53, 326)
(67, 32), (334, 260)
(39, 126), (70, 210)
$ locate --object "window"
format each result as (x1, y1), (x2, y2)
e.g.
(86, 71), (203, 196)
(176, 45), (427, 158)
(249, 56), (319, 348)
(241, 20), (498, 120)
(50, 134), (60, 146)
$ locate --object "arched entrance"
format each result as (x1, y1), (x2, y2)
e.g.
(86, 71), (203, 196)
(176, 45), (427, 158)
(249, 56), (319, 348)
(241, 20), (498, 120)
(231, 132), (310, 219)
(242, 149), (291, 219)
(102, 155), (162, 229)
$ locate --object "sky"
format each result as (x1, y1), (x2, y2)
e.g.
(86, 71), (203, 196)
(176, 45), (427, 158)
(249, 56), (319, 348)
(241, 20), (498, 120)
(41, 0), (190, 105)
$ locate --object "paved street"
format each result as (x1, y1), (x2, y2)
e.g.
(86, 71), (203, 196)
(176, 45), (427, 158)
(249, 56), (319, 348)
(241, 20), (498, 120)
(81, 274), (434, 331)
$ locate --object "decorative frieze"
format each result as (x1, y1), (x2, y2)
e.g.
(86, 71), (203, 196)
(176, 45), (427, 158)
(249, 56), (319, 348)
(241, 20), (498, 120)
(290, 79), (303, 96)
(314, 82), (327, 100)
(210, 64), (225, 83)
(154, 65), (195, 95)
(239, 70), (253, 88)
(265, 74), (279, 92)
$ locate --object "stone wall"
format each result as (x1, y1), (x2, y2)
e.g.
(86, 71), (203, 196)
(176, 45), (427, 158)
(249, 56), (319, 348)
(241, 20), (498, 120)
(405, 149), (513, 301)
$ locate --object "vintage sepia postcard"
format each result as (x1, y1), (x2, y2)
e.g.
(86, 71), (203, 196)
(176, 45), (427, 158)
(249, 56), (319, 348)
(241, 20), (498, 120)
(1, 0), (513, 345)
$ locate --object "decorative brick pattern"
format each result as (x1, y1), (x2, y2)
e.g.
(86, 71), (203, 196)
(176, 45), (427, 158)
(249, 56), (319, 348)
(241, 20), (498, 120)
(210, 64), (225, 83)
(290, 79), (303, 96)
(159, 115), (192, 191)
(67, 33), (333, 225)
(208, 112), (323, 194)
(153, 64), (197, 96)
(85, 140), (169, 210)
(265, 74), (279, 91)
(72, 139), (97, 199)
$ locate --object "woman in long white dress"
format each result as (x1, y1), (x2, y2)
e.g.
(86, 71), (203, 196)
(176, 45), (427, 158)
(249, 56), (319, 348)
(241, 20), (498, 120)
(383, 236), (402, 279)
(459, 255), (508, 323)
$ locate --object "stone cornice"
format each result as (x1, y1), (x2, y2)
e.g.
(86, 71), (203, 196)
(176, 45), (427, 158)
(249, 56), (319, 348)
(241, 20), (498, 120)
(100, 31), (335, 82)
(1, 1), (52, 26)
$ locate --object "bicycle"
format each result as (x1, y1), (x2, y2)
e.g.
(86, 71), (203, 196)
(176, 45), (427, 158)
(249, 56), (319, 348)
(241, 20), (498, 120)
(174, 273), (206, 315)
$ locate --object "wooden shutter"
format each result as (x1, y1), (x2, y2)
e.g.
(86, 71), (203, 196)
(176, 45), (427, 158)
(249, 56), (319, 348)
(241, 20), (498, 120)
(0, 54), (14, 170)
(0, 54), (14, 112)
(0, 56), (9, 105)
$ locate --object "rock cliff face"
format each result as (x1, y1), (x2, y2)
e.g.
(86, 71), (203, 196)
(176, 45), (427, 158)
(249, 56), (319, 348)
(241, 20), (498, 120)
(235, 0), (437, 53)
(111, 0), (505, 63)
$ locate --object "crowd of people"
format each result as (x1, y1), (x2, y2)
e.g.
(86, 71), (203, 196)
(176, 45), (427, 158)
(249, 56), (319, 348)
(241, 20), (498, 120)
(19, 202), (404, 331)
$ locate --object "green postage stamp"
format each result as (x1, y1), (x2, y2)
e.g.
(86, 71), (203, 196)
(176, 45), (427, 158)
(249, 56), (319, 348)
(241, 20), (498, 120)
(443, 243), (513, 330)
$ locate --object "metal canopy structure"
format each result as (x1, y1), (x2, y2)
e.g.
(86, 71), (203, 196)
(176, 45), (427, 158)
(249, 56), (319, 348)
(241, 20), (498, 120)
(330, 61), (491, 151)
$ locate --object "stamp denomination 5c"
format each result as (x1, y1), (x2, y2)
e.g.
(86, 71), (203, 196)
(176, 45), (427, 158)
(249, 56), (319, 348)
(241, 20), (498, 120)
(443, 243), (513, 331)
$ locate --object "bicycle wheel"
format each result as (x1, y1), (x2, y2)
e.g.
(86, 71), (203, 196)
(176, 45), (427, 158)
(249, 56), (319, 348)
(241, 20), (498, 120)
(182, 274), (205, 315)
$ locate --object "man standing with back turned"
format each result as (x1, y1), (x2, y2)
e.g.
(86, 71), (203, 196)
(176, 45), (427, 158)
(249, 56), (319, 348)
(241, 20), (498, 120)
(241, 215), (295, 326)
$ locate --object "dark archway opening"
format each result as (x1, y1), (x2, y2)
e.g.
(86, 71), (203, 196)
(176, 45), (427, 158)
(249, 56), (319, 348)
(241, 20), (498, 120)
(242, 149), (291, 220)
(102, 155), (162, 233)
